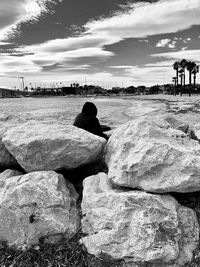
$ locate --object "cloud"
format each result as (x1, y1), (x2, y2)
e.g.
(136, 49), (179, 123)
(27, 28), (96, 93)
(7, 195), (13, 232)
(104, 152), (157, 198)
(1, 0), (200, 87)
(0, 54), (42, 74)
(85, 0), (200, 39)
(109, 62), (175, 85)
(11, 0), (199, 72)
(168, 41), (176, 49)
(152, 49), (200, 63)
(0, 0), (55, 41)
(156, 37), (191, 49)
(0, 41), (13, 46)
(156, 39), (171, 48)
(109, 57), (199, 86)
(109, 65), (134, 69)
(183, 37), (191, 43)
(0, 47), (114, 75)
(16, 34), (119, 54)
(144, 61), (174, 67)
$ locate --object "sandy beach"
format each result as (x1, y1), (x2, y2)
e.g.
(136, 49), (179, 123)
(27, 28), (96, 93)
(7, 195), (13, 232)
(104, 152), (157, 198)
(0, 94), (200, 129)
(128, 94), (200, 126)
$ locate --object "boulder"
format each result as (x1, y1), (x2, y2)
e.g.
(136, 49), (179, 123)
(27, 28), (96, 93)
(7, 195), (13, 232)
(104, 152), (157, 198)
(0, 169), (23, 187)
(0, 170), (80, 249)
(81, 173), (199, 267)
(165, 116), (198, 141)
(2, 121), (107, 172)
(105, 116), (200, 193)
(0, 115), (25, 169)
(164, 116), (189, 132)
(194, 123), (200, 139)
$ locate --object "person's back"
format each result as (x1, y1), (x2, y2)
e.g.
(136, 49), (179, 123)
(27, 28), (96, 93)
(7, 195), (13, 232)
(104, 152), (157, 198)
(73, 102), (108, 140)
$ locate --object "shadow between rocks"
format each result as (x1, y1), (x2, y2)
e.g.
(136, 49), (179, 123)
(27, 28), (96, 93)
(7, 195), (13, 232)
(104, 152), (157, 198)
(57, 160), (108, 199)
(170, 191), (200, 221)
(0, 164), (26, 175)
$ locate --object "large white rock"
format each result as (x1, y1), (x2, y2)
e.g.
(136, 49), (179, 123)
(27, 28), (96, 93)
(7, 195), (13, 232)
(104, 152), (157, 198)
(81, 173), (199, 267)
(2, 121), (106, 172)
(0, 170), (80, 249)
(0, 169), (23, 187)
(105, 116), (200, 193)
(194, 123), (200, 139)
(0, 115), (25, 169)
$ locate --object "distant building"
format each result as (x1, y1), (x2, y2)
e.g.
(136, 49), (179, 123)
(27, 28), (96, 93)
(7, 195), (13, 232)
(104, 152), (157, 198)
(0, 87), (26, 98)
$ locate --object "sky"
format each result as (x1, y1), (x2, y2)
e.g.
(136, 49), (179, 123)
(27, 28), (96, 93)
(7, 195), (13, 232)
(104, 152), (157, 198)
(0, 0), (200, 89)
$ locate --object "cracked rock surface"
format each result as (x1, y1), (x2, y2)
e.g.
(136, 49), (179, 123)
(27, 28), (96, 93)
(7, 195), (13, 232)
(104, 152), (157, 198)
(0, 115), (25, 169)
(81, 173), (199, 267)
(105, 116), (200, 193)
(0, 170), (80, 249)
(2, 121), (106, 172)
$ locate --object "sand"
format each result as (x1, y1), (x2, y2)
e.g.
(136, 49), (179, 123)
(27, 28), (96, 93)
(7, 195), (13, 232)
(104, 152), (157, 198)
(0, 94), (200, 127)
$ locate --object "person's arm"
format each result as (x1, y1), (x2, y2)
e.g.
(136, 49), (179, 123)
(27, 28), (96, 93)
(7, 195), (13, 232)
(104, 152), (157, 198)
(93, 118), (108, 140)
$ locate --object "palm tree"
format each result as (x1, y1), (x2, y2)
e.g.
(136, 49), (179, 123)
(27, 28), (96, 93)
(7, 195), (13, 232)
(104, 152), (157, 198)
(172, 77), (177, 95)
(173, 61), (180, 95)
(180, 59), (187, 94)
(186, 61), (196, 96)
(179, 69), (184, 95)
(192, 65), (199, 91)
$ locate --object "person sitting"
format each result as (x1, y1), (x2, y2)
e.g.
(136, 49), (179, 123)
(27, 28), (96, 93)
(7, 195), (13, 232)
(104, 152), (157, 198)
(73, 102), (108, 140)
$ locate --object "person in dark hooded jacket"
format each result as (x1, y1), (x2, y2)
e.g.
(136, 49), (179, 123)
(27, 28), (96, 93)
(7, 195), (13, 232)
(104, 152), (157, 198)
(73, 102), (108, 140)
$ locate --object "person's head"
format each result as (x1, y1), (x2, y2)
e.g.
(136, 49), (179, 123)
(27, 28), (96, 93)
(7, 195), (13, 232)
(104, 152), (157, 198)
(82, 102), (97, 117)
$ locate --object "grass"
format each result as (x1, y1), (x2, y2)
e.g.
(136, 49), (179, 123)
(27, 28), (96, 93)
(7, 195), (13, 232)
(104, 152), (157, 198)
(185, 243), (200, 267)
(0, 228), (123, 267)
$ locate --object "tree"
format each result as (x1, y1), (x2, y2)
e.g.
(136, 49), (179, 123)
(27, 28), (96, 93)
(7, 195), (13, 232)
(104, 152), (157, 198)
(178, 69), (184, 96)
(172, 77), (177, 95)
(180, 59), (187, 95)
(173, 61), (180, 95)
(186, 61), (196, 96)
(192, 65), (199, 90)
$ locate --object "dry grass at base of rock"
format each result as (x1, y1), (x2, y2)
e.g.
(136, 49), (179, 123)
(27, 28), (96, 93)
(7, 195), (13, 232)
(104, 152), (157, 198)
(185, 242), (200, 267)
(0, 228), (123, 267)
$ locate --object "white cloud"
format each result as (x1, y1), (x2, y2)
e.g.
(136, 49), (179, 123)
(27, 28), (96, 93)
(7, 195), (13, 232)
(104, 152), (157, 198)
(0, 47), (114, 75)
(119, 65), (173, 85)
(109, 62), (175, 85)
(0, 0), (53, 41)
(11, 0), (199, 74)
(156, 38), (177, 49)
(16, 34), (119, 54)
(152, 49), (200, 63)
(1, 0), (200, 87)
(144, 61), (174, 67)
(0, 41), (12, 45)
(156, 39), (171, 47)
(0, 54), (42, 74)
(85, 0), (200, 39)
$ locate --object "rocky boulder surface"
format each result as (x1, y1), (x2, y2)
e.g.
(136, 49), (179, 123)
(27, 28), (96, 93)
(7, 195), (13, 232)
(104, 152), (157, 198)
(0, 170), (80, 249)
(0, 115), (26, 169)
(194, 123), (200, 139)
(0, 169), (23, 187)
(2, 121), (106, 172)
(81, 173), (199, 267)
(105, 116), (200, 193)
